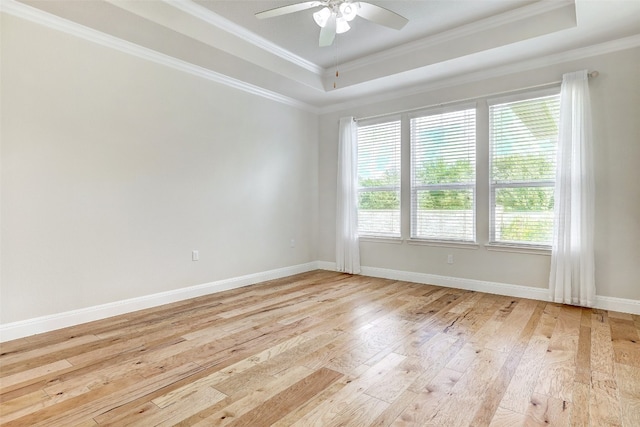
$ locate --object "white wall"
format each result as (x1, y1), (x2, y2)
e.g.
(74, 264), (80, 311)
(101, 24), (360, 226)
(2, 12), (638, 328)
(0, 14), (318, 323)
(318, 48), (640, 300)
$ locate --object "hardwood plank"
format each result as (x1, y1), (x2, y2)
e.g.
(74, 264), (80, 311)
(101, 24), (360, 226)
(290, 352), (405, 426)
(620, 397), (640, 427)
(95, 401), (163, 426)
(363, 356), (423, 404)
(325, 393), (389, 427)
(533, 305), (581, 402)
(483, 299), (538, 353)
(609, 311), (634, 321)
(0, 335), (101, 371)
(391, 367), (463, 426)
(190, 365), (314, 426)
(269, 378), (348, 427)
(406, 335), (465, 394)
(0, 389), (49, 423)
(470, 301), (545, 427)
(615, 363), (640, 400)
(426, 348), (509, 427)
(575, 324), (592, 384)
(0, 359), (72, 389)
(570, 382), (590, 427)
(489, 406), (526, 427)
(523, 392), (571, 426)
(590, 370), (622, 426)
(0, 271), (637, 426)
(368, 389), (418, 427)
(609, 318), (640, 368)
(227, 367), (342, 426)
(592, 310), (616, 376)
(210, 330), (343, 396)
(325, 317), (415, 374)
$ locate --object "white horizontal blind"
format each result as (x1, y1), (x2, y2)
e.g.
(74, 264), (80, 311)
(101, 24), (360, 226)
(411, 107), (476, 241)
(489, 91), (560, 246)
(357, 120), (401, 237)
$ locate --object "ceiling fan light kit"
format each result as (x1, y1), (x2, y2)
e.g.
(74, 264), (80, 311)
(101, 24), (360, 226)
(339, 2), (358, 21)
(314, 3), (355, 34)
(256, 0), (408, 47)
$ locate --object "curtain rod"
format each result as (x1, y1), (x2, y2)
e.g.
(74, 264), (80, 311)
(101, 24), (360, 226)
(357, 70), (598, 122)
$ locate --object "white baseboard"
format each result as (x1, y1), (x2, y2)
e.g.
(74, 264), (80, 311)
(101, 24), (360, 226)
(318, 262), (548, 301)
(317, 261), (640, 315)
(0, 262), (319, 342)
(361, 265), (550, 301)
(316, 261), (338, 272)
(593, 295), (640, 316)
(3, 260), (638, 342)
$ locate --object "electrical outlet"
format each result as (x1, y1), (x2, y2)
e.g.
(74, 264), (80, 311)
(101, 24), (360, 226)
(192, 250), (199, 261)
(290, 238), (295, 248)
(447, 254), (454, 264)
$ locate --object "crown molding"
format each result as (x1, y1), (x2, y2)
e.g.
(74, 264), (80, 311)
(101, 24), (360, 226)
(332, 0), (576, 76)
(164, 0), (324, 76)
(0, 0), (318, 112)
(318, 34), (640, 114)
(3, 0), (637, 114)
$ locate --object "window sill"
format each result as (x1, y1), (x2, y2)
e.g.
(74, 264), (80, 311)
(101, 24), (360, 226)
(485, 243), (551, 255)
(359, 236), (404, 245)
(406, 239), (479, 249)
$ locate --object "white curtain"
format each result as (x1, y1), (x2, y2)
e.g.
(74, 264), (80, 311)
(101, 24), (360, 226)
(336, 116), (361, 274)
(549, 70), (595, 306)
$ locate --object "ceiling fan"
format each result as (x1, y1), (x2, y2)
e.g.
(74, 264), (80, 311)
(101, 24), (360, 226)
(255, 1), (408, 47)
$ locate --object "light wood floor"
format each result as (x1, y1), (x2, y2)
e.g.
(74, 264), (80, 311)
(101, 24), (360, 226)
(1, 271), (639, 426)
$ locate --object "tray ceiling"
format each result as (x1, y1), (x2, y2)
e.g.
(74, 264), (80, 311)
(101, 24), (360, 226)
(6, 0), (640, 110)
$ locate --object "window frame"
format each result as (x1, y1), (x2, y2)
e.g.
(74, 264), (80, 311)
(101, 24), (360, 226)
(356, 116), (402, 238)
(487, 87), (561, 250)
(409, 103), (477, 243)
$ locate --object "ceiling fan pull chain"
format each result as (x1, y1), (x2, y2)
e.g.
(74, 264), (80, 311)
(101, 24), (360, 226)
(334, 34), (339, 89)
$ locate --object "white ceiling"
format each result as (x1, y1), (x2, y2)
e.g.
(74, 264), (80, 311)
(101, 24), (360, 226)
(194, 0), (538, 68)
(8, 0), (640, 111)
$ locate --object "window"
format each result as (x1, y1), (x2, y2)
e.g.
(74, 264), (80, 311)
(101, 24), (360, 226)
(410, 106), (476, 241)
(489, 90), (560, 247)
(357, 119), (401, 237)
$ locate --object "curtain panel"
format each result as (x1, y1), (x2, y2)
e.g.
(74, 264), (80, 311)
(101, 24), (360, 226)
(549, 70), (596, 306)
(335, 117), (361, 274)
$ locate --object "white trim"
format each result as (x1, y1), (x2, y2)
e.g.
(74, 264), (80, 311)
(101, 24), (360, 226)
(319, 34), (640, 114)
(359, 237), (404, 245)
(487, 86), (561, 106)
(2, 261), (639, 342)
(485, 243), (551, 256)
(0, 0), (317, 113)
(361, 265), (550, 301)
(0, 262), (319, 342)
(335, 0), (576, 75)
(316, 261), (338, 271)
(593, 295), (640, 316)
(164, 0), (323, 75)
(317, 262), (640, 314)
(406, 239), (479, 250)
(3, 0), (637, 112)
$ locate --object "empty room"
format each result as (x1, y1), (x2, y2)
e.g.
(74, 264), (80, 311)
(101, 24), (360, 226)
(1, 0), (639, 425)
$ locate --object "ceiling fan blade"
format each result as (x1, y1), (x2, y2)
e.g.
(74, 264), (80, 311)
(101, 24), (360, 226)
(356, 2), (408, 30)
(255, 1), (323, 19)
(319, 14), (336, 46)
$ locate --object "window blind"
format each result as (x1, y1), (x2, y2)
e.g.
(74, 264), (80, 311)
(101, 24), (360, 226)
(410, 107), (476, 241)
(357, 120), (401, 237)
(489, 92), (560, 246)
